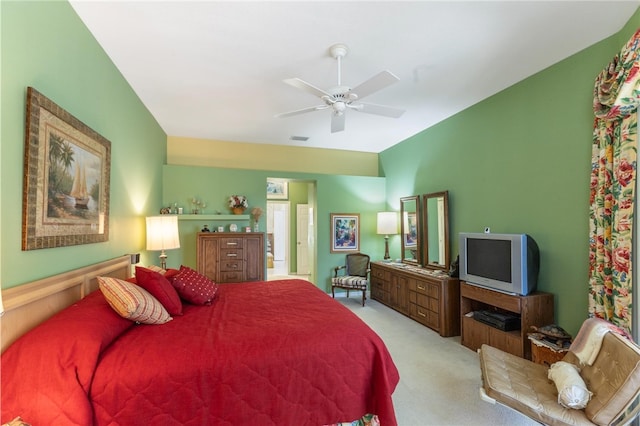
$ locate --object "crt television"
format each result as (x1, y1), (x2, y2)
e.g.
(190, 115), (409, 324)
(459, 232), (539, 295)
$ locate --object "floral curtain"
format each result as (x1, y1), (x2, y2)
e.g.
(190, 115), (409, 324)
(589, 29), (640, 333)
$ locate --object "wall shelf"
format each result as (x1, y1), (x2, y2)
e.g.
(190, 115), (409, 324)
(177, 214), (249, 221)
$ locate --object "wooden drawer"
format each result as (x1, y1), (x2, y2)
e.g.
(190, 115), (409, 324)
(410, 292), (439, 313)
(220, 248), (243, 260)
(371, 277), (390, 293)
(414, 280), (439, 299)
(220, 259), (242, 272)
(371, 267), (390, 281)
(220, 238), (244, 248)
(371, 286), (389, 304)
(410, 303), (439, 329)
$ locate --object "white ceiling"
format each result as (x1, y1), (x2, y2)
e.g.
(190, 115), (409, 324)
(69, 1), (639, 153)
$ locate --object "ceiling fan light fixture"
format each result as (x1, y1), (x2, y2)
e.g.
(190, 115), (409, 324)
(276, 42), (403, 133)
(332, 101), (346, 114)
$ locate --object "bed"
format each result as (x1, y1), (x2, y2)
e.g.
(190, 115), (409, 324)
(1, 256), (399, 425)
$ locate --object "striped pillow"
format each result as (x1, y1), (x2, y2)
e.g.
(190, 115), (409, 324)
(98, 276), (172, 325)
(145, 264), (167, 274)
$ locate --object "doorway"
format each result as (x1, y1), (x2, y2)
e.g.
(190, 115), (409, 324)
(266, 179), (316, 282)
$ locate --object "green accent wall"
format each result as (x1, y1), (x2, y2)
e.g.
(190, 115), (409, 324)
(162, 165), (386, 290)
(380, 10), (640, 336)
(1, 1), (166, 288)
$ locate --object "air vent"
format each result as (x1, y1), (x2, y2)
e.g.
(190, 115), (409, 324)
(290, 136), (309, 142)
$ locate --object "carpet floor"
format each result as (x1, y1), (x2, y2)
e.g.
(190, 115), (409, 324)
(335, 294), (538, 426)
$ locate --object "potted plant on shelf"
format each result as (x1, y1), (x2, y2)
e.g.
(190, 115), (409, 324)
(228, 195), (249, 215)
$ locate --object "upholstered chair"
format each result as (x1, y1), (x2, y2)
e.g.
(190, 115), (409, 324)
(331, 253), (370, 306)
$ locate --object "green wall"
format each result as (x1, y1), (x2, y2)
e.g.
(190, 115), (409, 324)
(380, 10), (640, 336)
(1, 1), (166, 288)
(162, 165), (386, 290)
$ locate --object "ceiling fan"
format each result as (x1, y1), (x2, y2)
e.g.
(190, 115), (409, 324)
(275, 43), (405, 133)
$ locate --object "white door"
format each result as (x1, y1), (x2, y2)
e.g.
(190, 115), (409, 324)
(297, 204), (310, 274)
(267, 201), (290, 274)
(274, 210), (286, 261)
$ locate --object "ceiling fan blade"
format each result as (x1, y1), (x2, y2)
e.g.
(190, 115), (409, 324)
(331, 113), (346, 133)
(275, 105), (327, 118)
(283, 78), (333, 99)
(351, 70), (400, 100)
(354, 102), (405, 118)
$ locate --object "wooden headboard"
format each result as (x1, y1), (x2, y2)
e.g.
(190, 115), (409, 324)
(1, 255), (131, 353)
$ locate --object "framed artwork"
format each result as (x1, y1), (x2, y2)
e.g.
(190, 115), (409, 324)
(22, 87), (111, 250)
(267, 178), (288, 199)
(405, 212), (418, 247)
(330, 213), (360, 253)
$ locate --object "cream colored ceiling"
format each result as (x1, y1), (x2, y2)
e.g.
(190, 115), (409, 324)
(69, 1), (639, 153)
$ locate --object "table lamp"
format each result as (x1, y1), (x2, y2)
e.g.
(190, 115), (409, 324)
(377, 212), (398, 260)
(146, 215), (180, 269)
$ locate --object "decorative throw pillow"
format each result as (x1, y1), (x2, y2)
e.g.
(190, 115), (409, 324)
(98, 276), (172, 325)
(548, 361), (592, 409)
(135, 266), (183, 316)
(164, 268), (181, 283)
(145, 264), (167, 274)
(2, 417), (31, 426)
(171, 265), (218, 305)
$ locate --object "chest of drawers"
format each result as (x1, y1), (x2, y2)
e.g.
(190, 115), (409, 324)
(197, 233), (264, 283)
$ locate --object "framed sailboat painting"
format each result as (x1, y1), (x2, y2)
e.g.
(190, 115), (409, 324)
(22, 87), (111, 250)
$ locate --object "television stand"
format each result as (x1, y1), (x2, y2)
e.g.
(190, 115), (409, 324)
(460, 281), (554, 359)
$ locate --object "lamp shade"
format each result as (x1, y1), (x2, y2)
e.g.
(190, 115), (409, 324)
(377, 212), (398, 235)
(146, 216), (180, 251)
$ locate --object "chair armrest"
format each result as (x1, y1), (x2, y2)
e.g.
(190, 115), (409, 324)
(333, 265), (346, 278)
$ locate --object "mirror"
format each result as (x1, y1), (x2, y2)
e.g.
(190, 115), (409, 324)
(422, 191), (450, 271)
(400, 195), (421, 265)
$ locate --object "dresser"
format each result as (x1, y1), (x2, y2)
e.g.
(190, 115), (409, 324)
(196, 232), (264, 283)
(370, 262), (460, 337)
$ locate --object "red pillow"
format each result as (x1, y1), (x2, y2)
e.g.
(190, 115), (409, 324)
(171, 265), (218, 305)
(164, 268), (181, 283)
(135, 266), (183, 316)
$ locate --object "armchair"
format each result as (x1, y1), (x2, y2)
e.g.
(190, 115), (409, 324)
(331, 253), (370, 306)
(479, 318), (640, 425)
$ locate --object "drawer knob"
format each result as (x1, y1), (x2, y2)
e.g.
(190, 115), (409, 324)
(417, 285), (426, 291)
(227, 242), (238, 246)
(417, 310), (426, 318)
(227, 253), (237, 257)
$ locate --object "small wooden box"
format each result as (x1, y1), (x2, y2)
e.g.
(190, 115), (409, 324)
(530, 340), (569, 366)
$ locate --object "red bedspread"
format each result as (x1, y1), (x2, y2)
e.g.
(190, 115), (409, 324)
(2, 279), (399, 425)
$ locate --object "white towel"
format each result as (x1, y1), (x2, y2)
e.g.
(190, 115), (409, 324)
(570, 317), (632, 366)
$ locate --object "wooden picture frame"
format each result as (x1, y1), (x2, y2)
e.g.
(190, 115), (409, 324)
(330, 213), (360, 253)
(22, 87), (111, 250)
(267, 178), (288, 199)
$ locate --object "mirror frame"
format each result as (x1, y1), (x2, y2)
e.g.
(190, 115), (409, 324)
(400, 195), (421, 265)
(421, 190), (450, 271)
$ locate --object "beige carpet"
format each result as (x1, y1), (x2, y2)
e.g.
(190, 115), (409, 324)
(335, 294), (538, 426)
